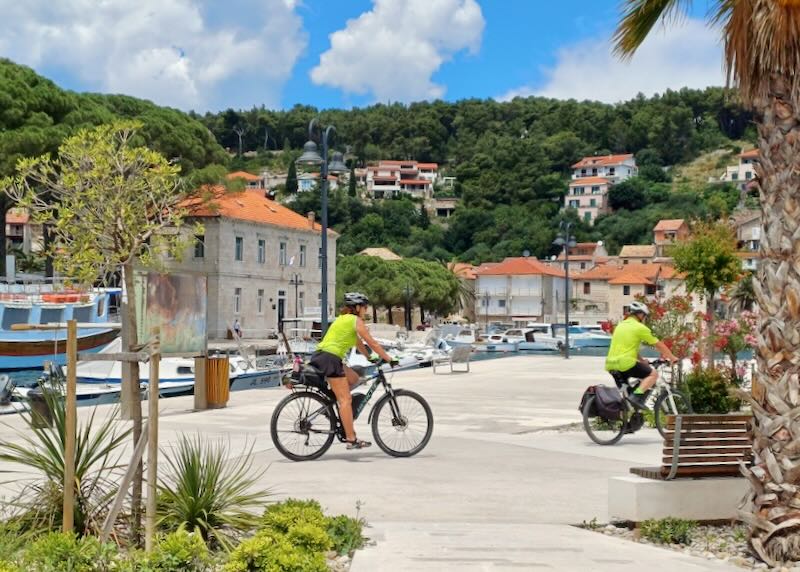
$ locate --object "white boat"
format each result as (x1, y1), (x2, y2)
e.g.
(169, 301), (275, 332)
(473, 333), (518, 353)
(443, 327), (480, 348)
(75, 339), (284, 394)
(550, 324), (612, 348)
(501, 328), (561, 352)
(520, 323), (570, 351)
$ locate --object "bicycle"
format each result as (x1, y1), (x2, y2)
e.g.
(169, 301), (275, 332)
(582, 359), (693, 445)
(270, 360), (434, 461)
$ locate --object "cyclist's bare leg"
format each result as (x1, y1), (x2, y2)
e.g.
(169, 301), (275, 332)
(344, 365), (361, 389)
(329, 377), (356, 441)
(639, 369), (658, 392)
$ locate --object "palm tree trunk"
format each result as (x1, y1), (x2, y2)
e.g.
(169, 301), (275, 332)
(741, 75), (800, 565)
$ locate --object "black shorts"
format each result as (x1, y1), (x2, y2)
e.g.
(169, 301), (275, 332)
(309, 351), (346, 379)
(617, 361), (653, 380)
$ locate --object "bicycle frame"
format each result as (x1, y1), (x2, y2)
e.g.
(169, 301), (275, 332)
(289, 366), (397, 441)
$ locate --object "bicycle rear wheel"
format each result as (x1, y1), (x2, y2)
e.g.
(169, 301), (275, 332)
(654, 389), (693, 440)
(582, 395), (627, 445)
(371, 389), (433, 457)
(270, 391), (336, 461)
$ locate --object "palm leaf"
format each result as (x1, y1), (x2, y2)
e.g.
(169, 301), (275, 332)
(613, 0), (693, 58)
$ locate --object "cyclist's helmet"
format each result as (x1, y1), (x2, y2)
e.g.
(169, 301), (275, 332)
(629, 301), (650, 316)
(344, 292), (369, 307)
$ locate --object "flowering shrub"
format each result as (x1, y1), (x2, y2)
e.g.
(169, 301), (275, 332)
(713, 311), (757, 382)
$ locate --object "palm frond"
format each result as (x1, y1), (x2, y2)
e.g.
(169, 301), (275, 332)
(719, 0), (800, 107)
(613, 0), (693, 58)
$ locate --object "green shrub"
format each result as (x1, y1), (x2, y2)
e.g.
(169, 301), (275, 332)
(0, 562), (18, 572)
(19, 532), (117, 571)
(222, 530), (328, 572)
(639, 518), (697, 545)
(286, 523), (332, 554)
(327, 515), (365, 555)
(148, 527), (211, 571)
(683, 367), (741, 413)
(0, 518), (33, 560)
(261, 499), (329, 534)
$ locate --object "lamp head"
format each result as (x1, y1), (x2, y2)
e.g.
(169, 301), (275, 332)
(296, 141), (323, 165)
(552, 236), (565, 247)
(328, 151), (348, 174)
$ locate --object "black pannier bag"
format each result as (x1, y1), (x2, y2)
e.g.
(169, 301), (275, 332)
(593, 385), (624, 421)
(579, 386), (598, 417)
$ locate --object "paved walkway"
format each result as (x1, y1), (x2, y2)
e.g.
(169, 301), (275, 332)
(0, 355), (740, 571)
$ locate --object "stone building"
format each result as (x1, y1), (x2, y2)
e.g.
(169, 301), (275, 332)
(168, 187), (337, 339)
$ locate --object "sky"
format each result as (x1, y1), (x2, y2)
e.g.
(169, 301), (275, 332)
(0, 0), (726, 112)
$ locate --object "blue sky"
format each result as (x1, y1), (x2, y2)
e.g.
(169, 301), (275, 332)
(0, 0), (724, 112)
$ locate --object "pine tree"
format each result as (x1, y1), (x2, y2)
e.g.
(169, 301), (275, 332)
(286, 162), (298, 194)
(348, 165), (357, 197)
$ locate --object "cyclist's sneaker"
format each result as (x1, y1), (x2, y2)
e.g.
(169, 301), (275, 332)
(627, 391), (651, 410)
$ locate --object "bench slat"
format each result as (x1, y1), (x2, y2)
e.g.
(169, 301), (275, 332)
(662, 455), (752, 464)
(664, 446), (751, 455)
(665, 423), (749, 431)
(664, 431), (749, 440)
(665, 414), (751, 423)
(660, 465), (742, 478)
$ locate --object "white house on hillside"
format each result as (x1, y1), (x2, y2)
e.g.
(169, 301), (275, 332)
(566, 154), (638, 224)
(366, 160), (439, 199)
(718, 149), (758, 192)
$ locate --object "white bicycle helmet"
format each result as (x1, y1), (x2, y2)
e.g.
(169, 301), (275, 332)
(628, 301), (649, 316)
(344, 292), (369, 307)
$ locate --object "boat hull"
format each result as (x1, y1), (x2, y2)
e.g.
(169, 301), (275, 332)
(0, 329), (119, 370)
(473, 342), (519, 353)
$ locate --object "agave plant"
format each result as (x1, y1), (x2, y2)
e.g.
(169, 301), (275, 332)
(0, 382), (132, 535)
(156, 434), (270, 551)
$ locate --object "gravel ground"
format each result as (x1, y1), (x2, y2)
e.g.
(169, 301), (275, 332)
(583, 522), (800, 571)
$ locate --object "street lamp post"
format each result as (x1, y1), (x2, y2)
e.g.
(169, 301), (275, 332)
(296, 121), (348, 335)
(552, 222), (577, 359)
(483, 291), (490, 333)
(289, 273), (304, 318)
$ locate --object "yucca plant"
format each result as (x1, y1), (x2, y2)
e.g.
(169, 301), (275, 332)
(156, 435), (270, 551)
(0, 382), (132, 535)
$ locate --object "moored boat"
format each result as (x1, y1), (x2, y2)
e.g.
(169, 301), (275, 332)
(0, 286), (119, 370)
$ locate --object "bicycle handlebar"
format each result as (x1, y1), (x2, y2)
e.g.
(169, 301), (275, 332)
(649, 358), (671, 367)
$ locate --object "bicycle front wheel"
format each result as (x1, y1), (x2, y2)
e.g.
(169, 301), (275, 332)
(654, 389), (693, 440)
(270, 391), (336, 461)
(371, 389), (433, 457)
(582, 395), (627, 445)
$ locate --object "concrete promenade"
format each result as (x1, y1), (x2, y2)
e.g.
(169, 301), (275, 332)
(0, 355), (740, 571)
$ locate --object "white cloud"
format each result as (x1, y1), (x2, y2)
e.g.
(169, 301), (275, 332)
(310, 0), (484, 102)
(498, 18), (724, 103)
(0, 0), (307, 110)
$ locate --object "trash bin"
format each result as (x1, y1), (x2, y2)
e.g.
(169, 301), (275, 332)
(27, 386), (53, 428)
(206, 357), (230, 409)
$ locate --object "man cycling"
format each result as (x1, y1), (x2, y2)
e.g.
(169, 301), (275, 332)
(605, 301), (678, 409)
(309, 292), (397, 450)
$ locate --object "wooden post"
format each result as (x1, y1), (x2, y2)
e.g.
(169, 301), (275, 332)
(100, 424), (149, 542)
(145, 328), (160, 553)
(63, 319), (77, 533)
(193, 356), (207, 410)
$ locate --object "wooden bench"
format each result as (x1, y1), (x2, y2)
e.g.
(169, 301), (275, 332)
(630, 414), (752, 480)
(432, 345), (471, 374)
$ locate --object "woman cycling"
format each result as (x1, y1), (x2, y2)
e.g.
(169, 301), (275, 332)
(309, 292), (396, 449)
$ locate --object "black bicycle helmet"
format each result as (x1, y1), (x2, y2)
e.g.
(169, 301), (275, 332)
(344, 292), (369, 307)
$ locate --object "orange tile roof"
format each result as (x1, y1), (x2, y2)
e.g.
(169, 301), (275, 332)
(572, 154), (634, 169)
(226, 171), (262, 182)
(6, 210), (29, 224)
(577, 263), (678, 284)
(449, 262), (477, 280)
(185, 186), (336, 235)
(475, 257), (565, 278)
(609, 270), (654, 285)
(569, 177), (611, 186)
(575, 264), (624, 281)
(653, 219), (686, 231)
(417, 163), (438, 170)
(739, 149), (759, 159)
(619, 245), (656, 258)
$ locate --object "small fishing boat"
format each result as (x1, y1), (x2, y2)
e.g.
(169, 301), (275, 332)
(501, 328), (561, 352)
(0, 286), (119, 370)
